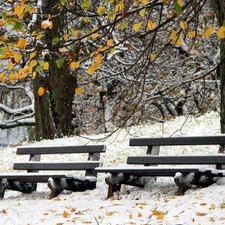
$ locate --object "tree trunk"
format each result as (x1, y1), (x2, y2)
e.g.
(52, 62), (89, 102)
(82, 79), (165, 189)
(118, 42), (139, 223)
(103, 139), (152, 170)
(33, 0), (77, 140)
(211, 0), (225, 133)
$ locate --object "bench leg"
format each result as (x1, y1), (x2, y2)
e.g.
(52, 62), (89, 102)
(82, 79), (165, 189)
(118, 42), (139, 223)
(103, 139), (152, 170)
(0, 179), (36, 199)
(105, 177), (122, 199)
(48, 177), (97, 199)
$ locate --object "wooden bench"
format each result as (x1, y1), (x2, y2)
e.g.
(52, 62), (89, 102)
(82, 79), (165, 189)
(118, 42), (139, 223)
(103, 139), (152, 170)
(96, 135), (225, 198)
(0, 145), (106, 199)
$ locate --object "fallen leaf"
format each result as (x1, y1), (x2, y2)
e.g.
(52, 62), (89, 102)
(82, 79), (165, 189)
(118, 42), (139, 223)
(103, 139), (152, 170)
(62, 211), (70, 218)
(196, 212), (207, 216)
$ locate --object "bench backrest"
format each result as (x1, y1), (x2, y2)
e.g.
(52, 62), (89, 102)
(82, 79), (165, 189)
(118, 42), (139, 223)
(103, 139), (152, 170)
(129, 135), (225, 155)
(14, 145), (106, 176)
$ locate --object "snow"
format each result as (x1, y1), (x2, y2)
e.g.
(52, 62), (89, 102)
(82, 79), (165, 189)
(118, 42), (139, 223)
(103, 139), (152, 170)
(1, 111), (225, 224)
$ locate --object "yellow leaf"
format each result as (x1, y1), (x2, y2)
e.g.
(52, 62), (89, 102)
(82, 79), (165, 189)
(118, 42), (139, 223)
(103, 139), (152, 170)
(17, 38), (27, 49)
(29, 59), (38, 68)
(162, 0), (170, 3)
(133, 22), (142, 32)
(63, 33), (70, 40)
(157, 214), (164, 220)
(178, 0), (182, 6)
(138, 212), (142, 217)
(188, 31), (196, 39)
(115, 1), (124, 11)
(38, 87), (45, 96)
(32, 71), (37, 79)
(97, 6), (106, 16)
(203, 26), (214, 38)
(9, 73), (19, 83)
(87, 63), (99, 75)
(96, 53), (103, 64)
(13, 52), (22, 63)
(23, 65), (32, 75)
(72, 29), (81, 37)
(196, 212), (207, 216)
(70, 61), (80, 70)
(147, 20), (156, 30)
(210, 204), (216, 210)
(180, 21), (188, 30)
(7, 62), (14, 70)
(171, 30), (182, 46)
(75, 87), (82, 95)
(139, 8), (146, 17)
(14, 4), (25, 17)
(62, 211), (70, 218)
(30, 52), (36, 60)
(43, 62), (49, 70)
(134, 0), (140, 6)
(41, 20), (53, 29)
(110, 48), (115, 55)
(106, 211), (114, 216)
(107, 39), (114, 46)
(129, 214), (133, 219)
(151, 53), (155, 61)
(141, 0), (149, 5)
(91, 33), (101, 39)
(217, 26), (225, 39)
(0, 72), (6, 83)
(71, 208), (76, 212)
(83, 17), (90, 23)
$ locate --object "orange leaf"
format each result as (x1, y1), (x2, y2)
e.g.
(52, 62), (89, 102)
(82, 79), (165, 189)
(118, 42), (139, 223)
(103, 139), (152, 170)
(63, 211), (70, 218)
(107, 39), (114, 46)
(75, 87), (82, 95)
(96, 53), (103, 64)
(17, 38), (27, 49)
(38, 87), (47, 96)
(70, 61), (80, 70)
(138, 212), (142, 217)
(157, 214), (164, 220)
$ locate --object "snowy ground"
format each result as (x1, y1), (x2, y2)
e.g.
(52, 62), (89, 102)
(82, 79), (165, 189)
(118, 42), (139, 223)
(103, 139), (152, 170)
(1, 111), (225, 225)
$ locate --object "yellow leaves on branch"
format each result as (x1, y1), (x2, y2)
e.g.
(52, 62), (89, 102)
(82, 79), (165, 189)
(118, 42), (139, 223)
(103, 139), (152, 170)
(171, 30), (182, 46)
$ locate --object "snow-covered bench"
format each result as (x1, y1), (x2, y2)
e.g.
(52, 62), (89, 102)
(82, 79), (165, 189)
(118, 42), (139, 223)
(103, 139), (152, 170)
(96, 136), (225, 198)
(0, 145), (106, 199)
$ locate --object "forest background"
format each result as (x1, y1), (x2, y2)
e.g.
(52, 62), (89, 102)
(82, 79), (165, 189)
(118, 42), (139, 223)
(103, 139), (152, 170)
(0, 0), (225, 144)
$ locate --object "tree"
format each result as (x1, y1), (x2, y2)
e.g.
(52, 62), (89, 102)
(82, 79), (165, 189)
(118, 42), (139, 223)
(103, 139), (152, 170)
(0, 0), (224, 141)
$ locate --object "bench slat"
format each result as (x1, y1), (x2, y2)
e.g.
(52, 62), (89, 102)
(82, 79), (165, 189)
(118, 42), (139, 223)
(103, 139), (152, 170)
(129, 135), (225, 146)
(127, 155), (225, 165)
(13, 162), (101, 170)
(17, 145), (106, 155)
(95, 167), (225, 176)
